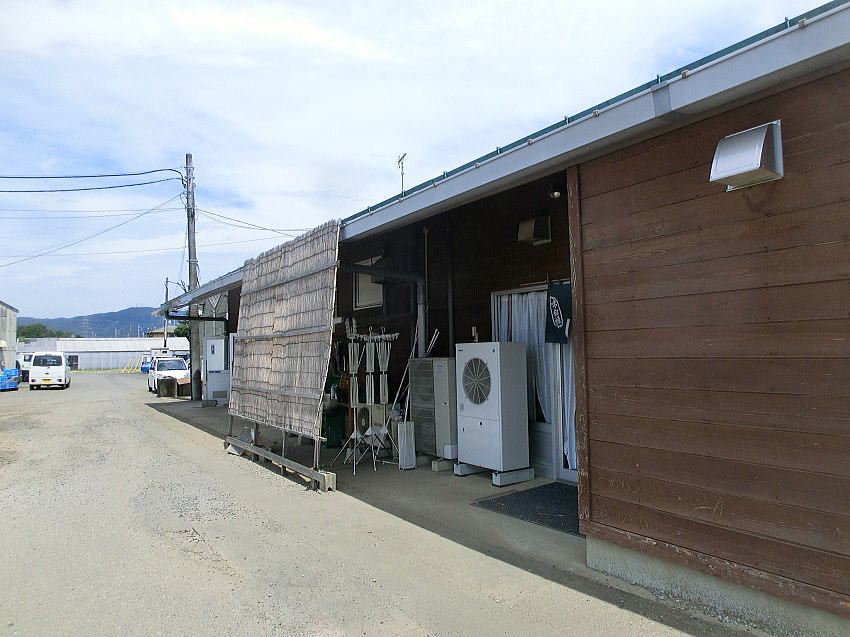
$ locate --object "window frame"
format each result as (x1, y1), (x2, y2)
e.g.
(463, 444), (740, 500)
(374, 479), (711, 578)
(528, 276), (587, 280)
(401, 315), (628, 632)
(353, 257), (383, 310)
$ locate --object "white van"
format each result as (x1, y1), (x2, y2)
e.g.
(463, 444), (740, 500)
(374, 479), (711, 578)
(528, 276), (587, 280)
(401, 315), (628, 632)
(28, 352), (71, 390)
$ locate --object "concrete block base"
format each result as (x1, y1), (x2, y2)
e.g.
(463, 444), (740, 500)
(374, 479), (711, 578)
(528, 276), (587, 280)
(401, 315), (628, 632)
(586, 537), (849, 637)
(491, 467), (534, 487)
(453, 462), (487, 476)
(431, 459), (454, 472)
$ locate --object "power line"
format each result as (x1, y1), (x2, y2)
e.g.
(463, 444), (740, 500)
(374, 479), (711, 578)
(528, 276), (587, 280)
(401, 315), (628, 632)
(0, 168), (184, 180)
(0, 207), (184, 213)
(0, 177), (182, 193)
(196, 207), (307, 235)
(197, 210), (289, 233)
(0, 193), (182, 269)
(176, 228), (188, 283)
(0, 209), (181, 219)
(0, 235), (284, 258)
(4, 195), (180, 262)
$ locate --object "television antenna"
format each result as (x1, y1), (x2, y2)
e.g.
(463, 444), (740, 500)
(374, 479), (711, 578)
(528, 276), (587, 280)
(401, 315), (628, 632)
(397, 153), (407, 194)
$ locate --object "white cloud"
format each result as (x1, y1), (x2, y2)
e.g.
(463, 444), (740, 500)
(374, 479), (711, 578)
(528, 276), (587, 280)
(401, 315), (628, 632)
(0, 0), (818, 315)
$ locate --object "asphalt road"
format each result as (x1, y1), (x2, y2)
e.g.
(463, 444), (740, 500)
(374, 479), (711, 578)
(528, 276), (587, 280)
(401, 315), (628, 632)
(0, 373), (757, 636)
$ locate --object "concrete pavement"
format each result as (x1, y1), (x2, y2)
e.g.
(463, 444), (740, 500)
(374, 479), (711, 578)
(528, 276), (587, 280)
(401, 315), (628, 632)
(0, 373), (761, 636)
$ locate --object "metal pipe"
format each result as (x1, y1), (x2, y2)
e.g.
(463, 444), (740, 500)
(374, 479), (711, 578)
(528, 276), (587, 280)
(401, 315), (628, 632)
(446, 224), (455, 352)
(422, 227), (429, 349)
(164, 313), (227, 323)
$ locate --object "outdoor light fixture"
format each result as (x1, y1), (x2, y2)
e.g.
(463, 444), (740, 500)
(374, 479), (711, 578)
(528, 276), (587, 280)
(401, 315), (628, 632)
(548, 190), (562, 199)
(709, 120), (783, 191)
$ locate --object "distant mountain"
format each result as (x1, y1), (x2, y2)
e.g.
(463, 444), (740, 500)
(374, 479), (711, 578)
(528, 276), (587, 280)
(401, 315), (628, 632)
(17, 307), (161, 338)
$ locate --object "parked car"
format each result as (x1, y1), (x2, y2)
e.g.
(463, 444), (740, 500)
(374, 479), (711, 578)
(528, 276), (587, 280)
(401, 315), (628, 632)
(16, 352), (33, 382)
(148, 357), (189, 393)
(28, 352), (71, 390)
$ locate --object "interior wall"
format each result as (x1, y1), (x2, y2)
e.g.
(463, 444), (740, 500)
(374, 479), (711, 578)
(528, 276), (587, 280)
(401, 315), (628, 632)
(336, 172), (570, 408)
(573, 67), (850, 616)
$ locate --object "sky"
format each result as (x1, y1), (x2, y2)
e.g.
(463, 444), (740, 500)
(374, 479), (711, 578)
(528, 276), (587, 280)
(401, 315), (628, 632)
(0, 0), (819, 318)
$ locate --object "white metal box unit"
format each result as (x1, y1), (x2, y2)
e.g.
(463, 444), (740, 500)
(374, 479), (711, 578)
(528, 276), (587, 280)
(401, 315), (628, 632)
(408, 357), (458, 459)
(455, 342), (529, 472)
(203, 337), (229, 404)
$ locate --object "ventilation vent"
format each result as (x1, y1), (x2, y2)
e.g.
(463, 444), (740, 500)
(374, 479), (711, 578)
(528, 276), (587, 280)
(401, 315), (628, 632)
(709, 120), (783, 191)
(462, 357), (491, 405)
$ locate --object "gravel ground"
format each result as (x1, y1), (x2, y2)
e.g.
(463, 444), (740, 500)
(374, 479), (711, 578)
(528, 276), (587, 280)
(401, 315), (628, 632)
(0, 373), (759, 636)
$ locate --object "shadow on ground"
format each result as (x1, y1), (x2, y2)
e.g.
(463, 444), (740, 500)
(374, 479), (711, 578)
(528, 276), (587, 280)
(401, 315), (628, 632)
(146, 400), (743, 637)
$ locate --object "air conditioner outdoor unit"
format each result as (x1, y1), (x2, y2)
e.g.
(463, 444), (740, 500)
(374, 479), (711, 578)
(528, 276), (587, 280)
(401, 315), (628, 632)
(354, 404), (387, 434)
(409, 357), (458, 459)
(455, 342), (528, 472)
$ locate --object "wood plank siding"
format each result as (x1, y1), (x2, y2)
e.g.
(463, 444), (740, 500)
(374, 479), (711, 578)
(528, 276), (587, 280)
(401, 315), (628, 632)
(573, 67), (850, 616)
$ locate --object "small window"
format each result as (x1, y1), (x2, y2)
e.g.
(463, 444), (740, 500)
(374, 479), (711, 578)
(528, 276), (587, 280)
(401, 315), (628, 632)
(354, 257), (383, 310)
(23, 354), (32, 362)
(33, 354), (63, 367)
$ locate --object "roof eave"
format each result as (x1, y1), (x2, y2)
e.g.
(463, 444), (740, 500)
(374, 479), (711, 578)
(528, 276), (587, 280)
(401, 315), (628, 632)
(339, 3), (850, 242)
(153, 268), (243, 315)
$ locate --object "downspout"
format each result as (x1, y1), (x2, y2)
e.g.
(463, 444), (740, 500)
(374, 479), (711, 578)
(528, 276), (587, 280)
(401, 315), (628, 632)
(339, 262), (427, 357)
(422, 227), (429, 350)
(446, 224), (455, 352)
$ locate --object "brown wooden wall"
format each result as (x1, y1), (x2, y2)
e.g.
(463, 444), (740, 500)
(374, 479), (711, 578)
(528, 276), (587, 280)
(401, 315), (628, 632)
(573, 68), (850, 616)
(336, 173), (570, 392)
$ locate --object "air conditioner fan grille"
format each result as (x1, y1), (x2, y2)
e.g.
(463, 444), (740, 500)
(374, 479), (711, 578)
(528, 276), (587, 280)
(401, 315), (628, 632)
(462, 357), (491, 405)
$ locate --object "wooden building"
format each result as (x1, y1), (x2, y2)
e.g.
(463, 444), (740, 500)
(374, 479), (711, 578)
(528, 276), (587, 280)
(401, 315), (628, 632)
(337, 3), (850, 624)
(157, 3), (850, 629)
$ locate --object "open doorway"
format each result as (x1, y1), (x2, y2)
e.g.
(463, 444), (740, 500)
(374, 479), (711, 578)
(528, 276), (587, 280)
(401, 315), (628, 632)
(492, 286), (577, 483)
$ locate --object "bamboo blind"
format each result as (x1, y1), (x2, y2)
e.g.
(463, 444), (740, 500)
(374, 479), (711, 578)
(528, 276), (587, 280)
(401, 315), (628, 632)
(229, 220), (340, 438)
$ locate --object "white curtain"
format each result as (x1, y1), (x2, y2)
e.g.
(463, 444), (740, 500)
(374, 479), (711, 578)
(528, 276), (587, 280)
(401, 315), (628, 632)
(496, 291), (576, 470)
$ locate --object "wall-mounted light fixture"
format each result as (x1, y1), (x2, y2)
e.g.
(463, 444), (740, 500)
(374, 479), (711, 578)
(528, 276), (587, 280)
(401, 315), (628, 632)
(548, 190), (562, 199)
(709, 120), (783, 191)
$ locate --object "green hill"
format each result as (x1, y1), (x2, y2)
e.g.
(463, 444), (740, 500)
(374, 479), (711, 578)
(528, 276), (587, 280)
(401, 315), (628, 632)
(17, 307), (160, 338)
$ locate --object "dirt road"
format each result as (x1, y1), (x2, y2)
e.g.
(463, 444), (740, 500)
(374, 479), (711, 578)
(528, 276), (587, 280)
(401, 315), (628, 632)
(0, 373), (752, 636)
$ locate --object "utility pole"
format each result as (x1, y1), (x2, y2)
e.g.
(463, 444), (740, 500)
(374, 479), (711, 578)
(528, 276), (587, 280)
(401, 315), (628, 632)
(164, 278), (170, 349)
(186, 153), (202, 401)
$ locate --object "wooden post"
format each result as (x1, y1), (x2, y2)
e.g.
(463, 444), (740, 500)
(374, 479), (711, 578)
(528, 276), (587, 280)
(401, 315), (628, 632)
(312, 437), (321, 490)
(566, 164), (591, 529)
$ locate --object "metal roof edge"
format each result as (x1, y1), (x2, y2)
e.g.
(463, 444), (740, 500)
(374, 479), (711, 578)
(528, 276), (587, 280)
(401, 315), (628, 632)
(154, 267), (243, 314)
(340, 0), (850, 240)
(0, 300), (20, 313)
(155, 1), (850, 310)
